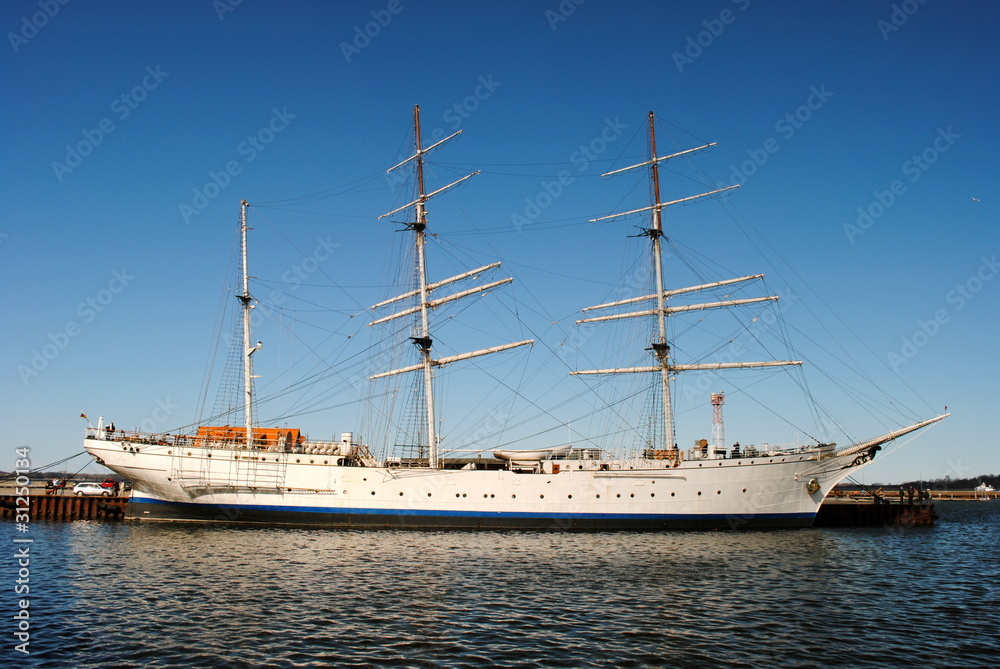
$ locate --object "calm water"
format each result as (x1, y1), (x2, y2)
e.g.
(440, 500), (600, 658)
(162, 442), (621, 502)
(3, 502), (997, 668)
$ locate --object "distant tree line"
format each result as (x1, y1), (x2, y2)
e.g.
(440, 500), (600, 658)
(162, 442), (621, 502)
(898, 473), (998, 490)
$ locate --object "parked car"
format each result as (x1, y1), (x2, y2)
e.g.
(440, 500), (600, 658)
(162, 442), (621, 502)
(73, 482), (112, 497)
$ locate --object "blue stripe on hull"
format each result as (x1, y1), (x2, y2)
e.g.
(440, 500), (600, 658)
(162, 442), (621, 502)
(129, 496), (815, 530)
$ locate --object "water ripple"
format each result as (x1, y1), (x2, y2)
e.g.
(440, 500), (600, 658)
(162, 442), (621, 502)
(1, 502), (996, 668)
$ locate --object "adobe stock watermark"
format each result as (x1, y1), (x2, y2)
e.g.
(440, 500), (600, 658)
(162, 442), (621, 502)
(220, 234), (340, 344)
(843, 126), (958, 244)
(7, 0), (71, 54)
(877, 0), (929, 41)
(715, 85), (833, 190)
(11, 445), (32, 655)
(17, 268), (135, 385)
(680, 287), (799, 407)
(51, 65), (170, 182)
(386, 76), (502, 194)
(213, 0), (243, 21)
(888, 254), (996, 371)
(511, 116), (628, 232)
(672, 0), (750, 73)
(179, 107), (295, 225)
(340, 0), (408, 63)
(545, 0), (585, 30)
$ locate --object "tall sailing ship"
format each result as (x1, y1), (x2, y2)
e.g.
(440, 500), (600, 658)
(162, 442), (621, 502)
(82, 107), (947, 529)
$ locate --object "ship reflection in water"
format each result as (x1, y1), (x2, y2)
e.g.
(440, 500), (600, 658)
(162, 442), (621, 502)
(17, 502), (999, 668)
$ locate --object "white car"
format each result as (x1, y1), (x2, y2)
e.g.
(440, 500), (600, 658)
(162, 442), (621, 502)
(73, 482), (112, 497)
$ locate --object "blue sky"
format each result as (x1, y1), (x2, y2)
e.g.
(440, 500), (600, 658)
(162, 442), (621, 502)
(2, 0), (997, 484)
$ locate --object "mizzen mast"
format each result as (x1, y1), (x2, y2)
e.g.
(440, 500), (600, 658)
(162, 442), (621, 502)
(573, 112), (799, 453)
(371, 105), (532, 469)
(238, 199), (263, 447)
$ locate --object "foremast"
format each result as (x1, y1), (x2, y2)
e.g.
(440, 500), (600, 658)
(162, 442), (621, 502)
(573, 112), (801, 453)
(238, 199), (262, 447)
(370, 105), (532, 469)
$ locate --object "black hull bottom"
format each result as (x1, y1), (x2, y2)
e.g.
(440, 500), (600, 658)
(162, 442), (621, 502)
(128, 497), (815, 531)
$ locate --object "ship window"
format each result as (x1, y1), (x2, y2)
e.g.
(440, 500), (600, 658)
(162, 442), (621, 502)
(371, 491), (375, 495)
(167, 451), (171, 455)
(671, 492), (675, 497)
(596, 494), (600, 498)
(630, 493), (634, 498)
(717, 490), (721, 495)
(743, 488), (747, 493)
(616, 494), (621, 498)
(456, 494), (460, 498)
(399, 492), (404, 496)
(323, 461), (328, 465)
(484, 494), (488, 498)
(512, 494), (516, 499)
(568, 495), (572, 499)
(697, 491), (702, 496)
(296, 459), (300, 463)
(650, 493), (655, 498)
(490, 494), (495, 498)
(207, 454), (211, 458)
(540, 494), (544, 499)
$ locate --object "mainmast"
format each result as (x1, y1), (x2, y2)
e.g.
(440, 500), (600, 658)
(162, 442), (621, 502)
(238, 199), (262, 447)
(646, 112), (674, 449)
(573, 112), (800, 455)
(370, 105), (532, 468)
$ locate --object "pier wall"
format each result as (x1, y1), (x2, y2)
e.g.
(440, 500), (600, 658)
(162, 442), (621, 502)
(0, 494), (128, 521)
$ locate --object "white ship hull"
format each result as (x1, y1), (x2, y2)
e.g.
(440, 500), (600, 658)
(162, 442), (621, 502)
(85, 436), (870, 530)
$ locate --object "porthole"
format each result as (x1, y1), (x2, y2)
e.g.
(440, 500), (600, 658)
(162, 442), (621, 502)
(207, 453), (211, 458)
(167, 450), (172, 455)
(698, 463), (703, 467)
(490, 494), (495, 498)
(718, 462), (722, 466)
(484, 494), (488, 498)
(697, 491), (702, 496)
(568, 494), (573, 499)
(742, 488), (747, 493)
(629, 493), (635, 498)
(671, 492), (675, 497)
(371, 491), (375, 496)
(616, 493), (621, 498)
(462, 494), (467, 498)
(596, 494), (600, 499)
(296, 459), (300, 463)
(427, 493), (432, 497)
(512, 494), (516, 499)
(717, 490), (721, 495)
(650, 493), (655, 498)
(310, 460), (314, 464)
(323, 460), (328, 465)
(540, 494), (545, 499)
(456, 493), (460, 498)
(399, 492), (404, 496)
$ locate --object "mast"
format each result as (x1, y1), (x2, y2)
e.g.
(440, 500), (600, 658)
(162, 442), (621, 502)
(574, 112), (800, 455)
(647, 112), (674, 449)
(412, 106), (437, 467)
(371, 105), (532, 469)
(238, 199), (262, 448)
